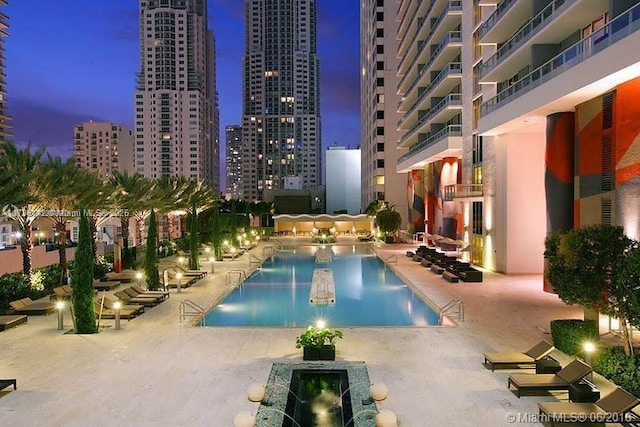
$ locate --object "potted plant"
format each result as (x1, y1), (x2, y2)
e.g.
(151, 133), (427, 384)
(296, 326), (343, 361)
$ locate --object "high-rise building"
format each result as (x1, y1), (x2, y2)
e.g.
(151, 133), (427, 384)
(393, 0), (640, 275)
(225, 124), (243, 199)
(0, 0), (10, 144)
(73, 121), (135, 180)
(134, 0), (219, 190)
(360, 0), (408, 227)
(326, 145), (361, 215)
(242, 0), (321, 201)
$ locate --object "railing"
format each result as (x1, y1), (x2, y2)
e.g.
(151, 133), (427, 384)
(399, 94), (462, 143)
(443, 184), (484, 201)
(249, 254), (262, 267)
(179, 300), (205, 325)
(226, 270), (246, 286)
(399, 25), (462, 91)
(480, 0), (572, 79)
(385, 255), (398, 265)
(271, 239), (283, 250)
(399, 61), (462, 123)
(439, 298), (464, 322)
(262, 246), (275, 257)
(397, 0), (437, 64)
(481, 3), (640, 117)
(477, 0), (518, 39)
(399, 125), (462, 163)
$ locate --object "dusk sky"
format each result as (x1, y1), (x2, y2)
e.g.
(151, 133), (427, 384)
(5, 0), (360, 186)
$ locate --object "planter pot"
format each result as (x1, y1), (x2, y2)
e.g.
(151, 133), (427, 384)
(302, 346), (336, 361)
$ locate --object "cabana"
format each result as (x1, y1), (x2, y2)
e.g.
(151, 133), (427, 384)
(273, 214), (373, 237)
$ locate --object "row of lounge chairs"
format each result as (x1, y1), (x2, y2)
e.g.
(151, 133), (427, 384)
(95, 285), (170, 320)
(407, 246), (483, 282)
(484, 340), (640, 426)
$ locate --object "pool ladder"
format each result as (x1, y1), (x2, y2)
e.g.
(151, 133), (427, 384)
(249, 254), (262, 268)
(385, 255), (398, 265)
(226, 270), (246, 286)
(179, 300), (205, 325)
(439, 298), (464, 322)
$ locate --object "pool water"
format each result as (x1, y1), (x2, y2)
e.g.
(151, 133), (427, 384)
(202, 245), (440, 327)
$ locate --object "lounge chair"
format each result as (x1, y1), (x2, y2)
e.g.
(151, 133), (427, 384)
(93, 302), (139, 320)
(484, 340), (555, 371)
(358, 233), (373, 242)
(50, 285), (73, 301)
(538, 387), (640, 426)
(101, 295), (145, 316)
(114, 289), (161, 307)
(0, 379), (17, 391)
(507, 359), (592, 398)
(93, 279), (121, 291)
(105, 269), (138, 283)
(9, 298), (56, 315)
(0, 315), (28, 331)
(130, 285), (170, 300)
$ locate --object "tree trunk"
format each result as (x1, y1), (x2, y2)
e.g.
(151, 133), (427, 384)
(89, 216), (98, 261)
(121, 216), (130, 269)
(56, 221), (68, 285)
(20, 231), (33, 289)
(620, 317), (633, 356)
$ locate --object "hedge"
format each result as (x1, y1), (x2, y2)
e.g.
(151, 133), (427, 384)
(593, 346), (640, 398)
(550, 319), (599, 357)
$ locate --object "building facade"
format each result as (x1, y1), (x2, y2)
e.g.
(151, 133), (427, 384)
(73, 121), (135, 180)
(0, 0), (9, 144)
(360, 0), (408, 228)
(326, 146), (361, 215)
(242, 0), (321, 201)
(393, 0), (640, 275)
(134, 0), (219, 190)
(225, 124), (243, 199)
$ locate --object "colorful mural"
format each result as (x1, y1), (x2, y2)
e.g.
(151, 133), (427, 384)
(545, 112), (574, 233)
(407, 170), (425, 232)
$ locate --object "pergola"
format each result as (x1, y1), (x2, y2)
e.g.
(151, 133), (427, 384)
(272, 214), (373, 236)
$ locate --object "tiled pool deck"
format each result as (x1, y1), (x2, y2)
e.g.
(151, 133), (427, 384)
(0, 238), (637, 426)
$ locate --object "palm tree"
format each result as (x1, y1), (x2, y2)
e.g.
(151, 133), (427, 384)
(76, 171), (114, 260)
(180, 179), (217, 269)
(0, 142), (47, 287)
(40, 155), (88, 284)
(107, 171), (154, 269)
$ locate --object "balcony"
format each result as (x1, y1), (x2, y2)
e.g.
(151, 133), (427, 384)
(398, 1), (462, 79)
(478, 0), (528, 43)
(398, 1), (437, 59)
(399, 62), (462, 121)
(481, 3), (640, 118)
(398, 94), (462, 148)
(443, 184), (485, 201)
(479, 0), (576, 81)
(397, 125), (463, 173)
(399, 31), (462, 97)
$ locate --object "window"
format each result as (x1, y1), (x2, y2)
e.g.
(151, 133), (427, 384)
(376, 77), (384, 87)
(472, 202), (483, 235)
(377, 143), (385, 152)
(376, 45), (384, 54)
(376, 159), (385, 168)
(376, 61), (384, 70)
(376, 110), (384, 120)
(376, 126), (385, 136)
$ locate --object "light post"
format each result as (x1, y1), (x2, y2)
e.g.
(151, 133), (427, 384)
(56, 301), (64, 330)
(176, 271), (183, 293)
(584, 342), (595, 381)
(113, 301), (121, 330)
(136, 271), (143, 287)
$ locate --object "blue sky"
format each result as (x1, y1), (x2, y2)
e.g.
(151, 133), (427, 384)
(5, 0), (360, 186)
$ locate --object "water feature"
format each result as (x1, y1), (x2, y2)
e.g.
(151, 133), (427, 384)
(283, 369), (353, 427)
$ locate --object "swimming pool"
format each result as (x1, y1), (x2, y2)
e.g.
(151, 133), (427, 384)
(202, 245), (441, 327)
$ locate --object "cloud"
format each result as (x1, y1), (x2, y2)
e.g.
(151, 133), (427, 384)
(105, 7), (139, 43)
(7, 98), (104, 160)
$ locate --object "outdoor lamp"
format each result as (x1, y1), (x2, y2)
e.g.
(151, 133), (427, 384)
(375, 409), (397, 427)
(135, 271), (143, 285)
(315, 319), (326, 329)
(56, 301), (65, 330)
(176, 272), (183, 293)
(247, 383), (266, 402)
(370, 383), (388, 401)
(233, 411), (255, 427)
(113, 301), (121, 330)
(178, 256), (185, 265)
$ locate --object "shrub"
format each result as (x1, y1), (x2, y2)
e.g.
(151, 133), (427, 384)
(550, 319), (599, 357)
(295, 326), (343, 350)
(593, 347), (640, 397)
(94, 255), (113, 279)
(0, 273), (28, 313)
(72, 210), (97, 334)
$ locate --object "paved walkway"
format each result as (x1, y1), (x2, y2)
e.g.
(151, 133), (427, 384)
(0, 238), (636, 426)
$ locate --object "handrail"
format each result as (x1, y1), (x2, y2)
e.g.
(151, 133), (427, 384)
(179, 299), (205, 325)
(399, 93), (462, 141)
(262, 246), (275, 257)
(271, 239), (283, 250)
(398, 125), (462, 163)
(439, 298), (464, 322)
(249, 254), (262, 267)
(443, 184), (484, 201)
(226, 270), (246, 286)
(386, 255), (398, 265)
(399, 62), (462, 120)
(480, 0), (572, 78)
(481, 3), (640, 116)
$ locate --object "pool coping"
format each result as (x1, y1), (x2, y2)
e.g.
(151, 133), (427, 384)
(255, 361), (377, 426)
(192, 243), (458, 328)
